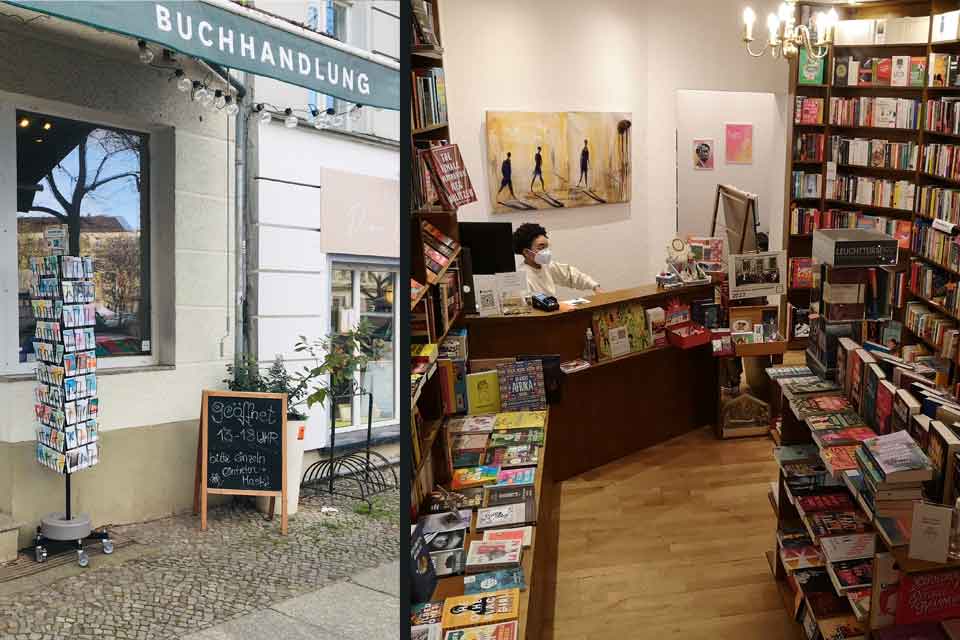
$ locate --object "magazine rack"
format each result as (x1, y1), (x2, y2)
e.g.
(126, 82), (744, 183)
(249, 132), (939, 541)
(300, 391), (397, 508)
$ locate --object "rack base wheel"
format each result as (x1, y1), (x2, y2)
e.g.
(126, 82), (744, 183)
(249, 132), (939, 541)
(101, 539), (114, 555)
(77, 549), (89, 568)
(34, 546), (47, 563)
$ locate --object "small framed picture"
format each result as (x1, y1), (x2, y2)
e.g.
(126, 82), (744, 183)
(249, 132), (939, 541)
(693, 139), (714, 170)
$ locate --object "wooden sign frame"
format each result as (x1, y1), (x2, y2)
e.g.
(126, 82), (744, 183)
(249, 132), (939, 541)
(198, 390), (288, 535)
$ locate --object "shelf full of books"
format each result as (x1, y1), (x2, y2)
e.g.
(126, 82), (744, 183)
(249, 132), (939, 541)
(28, 255), (101, 475)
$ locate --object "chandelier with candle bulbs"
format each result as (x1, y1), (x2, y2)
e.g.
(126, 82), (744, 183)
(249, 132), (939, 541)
(742, 1), (839, 60)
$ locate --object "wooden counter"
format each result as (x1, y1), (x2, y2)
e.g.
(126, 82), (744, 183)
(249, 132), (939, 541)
(466, 283), (718, 481)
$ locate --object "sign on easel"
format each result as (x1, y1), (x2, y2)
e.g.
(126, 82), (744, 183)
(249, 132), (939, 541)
(198, 390), (288, 535)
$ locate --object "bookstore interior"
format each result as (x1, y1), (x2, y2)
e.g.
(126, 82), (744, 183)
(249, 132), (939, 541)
(411, 1), (960, 639)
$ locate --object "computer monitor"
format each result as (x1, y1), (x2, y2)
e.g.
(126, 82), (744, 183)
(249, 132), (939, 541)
(458, 222), (516, 275)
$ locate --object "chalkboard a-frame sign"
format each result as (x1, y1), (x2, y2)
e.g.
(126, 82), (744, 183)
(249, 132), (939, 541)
(199, 390), (288, 535)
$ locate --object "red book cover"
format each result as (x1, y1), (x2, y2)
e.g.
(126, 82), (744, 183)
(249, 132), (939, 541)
(423, 144), (478, 210)
(876, 58), (892, 85)
(896, 568), (960, 625)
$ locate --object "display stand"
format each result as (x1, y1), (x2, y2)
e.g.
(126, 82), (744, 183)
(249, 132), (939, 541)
(28, 254), (111, 566)
(300, 391), (397, 509)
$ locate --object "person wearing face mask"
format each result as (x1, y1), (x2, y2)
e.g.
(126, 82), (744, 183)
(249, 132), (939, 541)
(513, 222), (601, 297)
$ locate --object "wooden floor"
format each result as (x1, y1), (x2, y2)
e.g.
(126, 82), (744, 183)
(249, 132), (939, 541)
(546, 427), (805, 640)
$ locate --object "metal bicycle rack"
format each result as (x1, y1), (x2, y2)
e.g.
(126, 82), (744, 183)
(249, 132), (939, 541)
(300, 391), (397, 508)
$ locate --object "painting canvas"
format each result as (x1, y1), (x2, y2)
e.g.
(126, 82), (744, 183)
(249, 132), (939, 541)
(725, 123), (753, 164)
(693, 139), (714, 170)
(485, 111), (632, 212)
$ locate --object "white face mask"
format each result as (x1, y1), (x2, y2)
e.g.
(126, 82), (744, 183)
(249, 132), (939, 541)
(534, 248), (552, 266)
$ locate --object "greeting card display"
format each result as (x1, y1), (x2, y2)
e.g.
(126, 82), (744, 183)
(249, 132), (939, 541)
(28, 256), (100, 475)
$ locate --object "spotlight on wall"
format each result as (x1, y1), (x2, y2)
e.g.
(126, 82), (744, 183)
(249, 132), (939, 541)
(224, 96), (239, 116)
(18, 117), (29, 128)
(175, 70), (192, 92)
(138, 40), (155, 64)
(284, 108), (298, 128)
(256, 104), (272, 124)
(214, 90), (226, 110)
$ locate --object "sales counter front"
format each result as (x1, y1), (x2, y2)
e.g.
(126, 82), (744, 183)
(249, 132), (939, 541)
(465, 283), (718, 481)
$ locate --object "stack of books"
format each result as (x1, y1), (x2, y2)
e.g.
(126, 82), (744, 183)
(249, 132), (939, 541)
(855, 431), (932, 544)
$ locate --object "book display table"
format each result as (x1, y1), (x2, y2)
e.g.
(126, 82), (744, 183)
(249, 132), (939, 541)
(465, 283), (718, 481)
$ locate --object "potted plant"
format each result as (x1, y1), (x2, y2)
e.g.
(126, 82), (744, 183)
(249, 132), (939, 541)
(224, 354), (310, 516)
(294, 319), (386, 419)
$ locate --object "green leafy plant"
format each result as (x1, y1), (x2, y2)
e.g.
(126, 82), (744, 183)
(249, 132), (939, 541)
(225, 321), (384, 420)
(224, 354), (308, 420)
(294, 319), (386, 410)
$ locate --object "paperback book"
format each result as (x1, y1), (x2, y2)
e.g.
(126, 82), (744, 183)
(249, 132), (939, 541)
(465, 540), (522, 573)
(476, 498), (536, 530)
(463, 567), (527, 594)
(441, 589), (520, 630)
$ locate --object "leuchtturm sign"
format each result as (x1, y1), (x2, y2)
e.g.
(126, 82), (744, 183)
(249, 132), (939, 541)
(6, 0), (400, 110)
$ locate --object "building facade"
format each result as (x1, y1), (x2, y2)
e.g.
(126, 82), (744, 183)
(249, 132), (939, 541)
(0, 1), (399, 547)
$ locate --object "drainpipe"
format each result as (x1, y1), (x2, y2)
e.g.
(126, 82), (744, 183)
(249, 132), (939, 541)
(204, 61), (249, 367)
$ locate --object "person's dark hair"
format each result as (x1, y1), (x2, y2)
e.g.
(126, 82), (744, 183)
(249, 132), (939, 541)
(506, 151), (511, 158)
(537, 146), (541, 151)
(513, 222), (548, 255)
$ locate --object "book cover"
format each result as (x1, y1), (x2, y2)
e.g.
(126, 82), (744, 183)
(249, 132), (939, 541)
(925, 420), (960, 504)
(814, 427), (876, 448)
(419, 510), (473, 534)
(484, 484), (535, 508)
(806, 411), (866, 431)
(453, 433), (490, 452)
(821, 533), (875, 562)
(799, 47), (825, 85)
(426, 528), (467, 554)
(495, 361), (546, 412)
(516, 355), (561, 404)
(452, 451), (484, 469)
(592, 302), (650, 361)
(467, 371), (501, 415)
(412, 601), (444, 626)
(780, 538), (824, 571)
(493, 411), (547, 430)
(463, 568), (527, 594)
(795, 492), (855, 514)
(484, 444), (539, 469)
(876, 380), (897, 435)
(862, 430), (933, 482)
(911, 56), (927, 86)
(808, 510), (872, 539)
(482, 526), (533, 547)
(496, 467), (535, 485)
(422, 144), (477, 210)
(412, 624), (443, 640)
(452, 466), (500, 490)
(488, 429), (544, 447)
(834, 56), (850, 86)
(870, 552), (901, 628)
(431, 549), (465, 577)
(876, 57), (892, 85)
(891, 55), (910, 87)
(441, 589), (520, 630)
(457, 414), (497, 434)
(477, 498), (536, 529)
(411, 523), (438, 604)
(441, 621), (518, 640)
(829, 558), (873, 591)
(465, 540), (522, 573)
(818, 616), (867, 640)
(896, 568), (960, 624)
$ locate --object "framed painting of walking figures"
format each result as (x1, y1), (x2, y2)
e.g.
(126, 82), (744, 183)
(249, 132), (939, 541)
(485, 111), (632, 213)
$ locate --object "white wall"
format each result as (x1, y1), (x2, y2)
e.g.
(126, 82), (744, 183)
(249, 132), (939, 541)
(440, 0), (791, 290)
(0, 25), (235, 444)
(676, 90), (787, 248)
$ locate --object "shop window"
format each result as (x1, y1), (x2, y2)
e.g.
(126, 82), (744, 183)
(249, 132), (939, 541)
(330, 264), (396, 431)
(15, 110), (150, 364)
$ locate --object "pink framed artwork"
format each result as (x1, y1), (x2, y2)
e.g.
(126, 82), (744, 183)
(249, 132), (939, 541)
(725, 123), (753, 165)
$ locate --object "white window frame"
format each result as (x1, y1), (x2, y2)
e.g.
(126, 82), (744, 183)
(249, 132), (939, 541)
(0, 91), (159, 376)
(328, 255), (398, 434)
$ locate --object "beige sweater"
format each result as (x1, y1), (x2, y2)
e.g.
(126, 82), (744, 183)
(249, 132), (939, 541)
(521, 262), (599, 297)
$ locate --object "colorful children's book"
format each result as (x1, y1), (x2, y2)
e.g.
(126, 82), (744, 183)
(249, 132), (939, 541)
(495, 361), (546, 412)
(466, 371), (501, 414)
(452, 466), (500, 490)
(493, 411), (547, 430)
(412, 601), (444, 626)
(495, 467), (535, 486)
(441, 589), (520, 630)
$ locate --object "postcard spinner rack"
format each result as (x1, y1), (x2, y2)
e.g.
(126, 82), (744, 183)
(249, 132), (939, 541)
(29, 254), (113, 567)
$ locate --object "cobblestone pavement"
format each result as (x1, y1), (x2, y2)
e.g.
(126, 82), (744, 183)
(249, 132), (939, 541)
(0, 483), (399, 640)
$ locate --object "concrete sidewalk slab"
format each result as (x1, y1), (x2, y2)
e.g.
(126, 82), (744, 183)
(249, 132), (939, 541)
(180, 609), (334, 640)
(180, 561), (400, 640)
(272, 579), (399, 639)
(350, 560), (400, 597)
